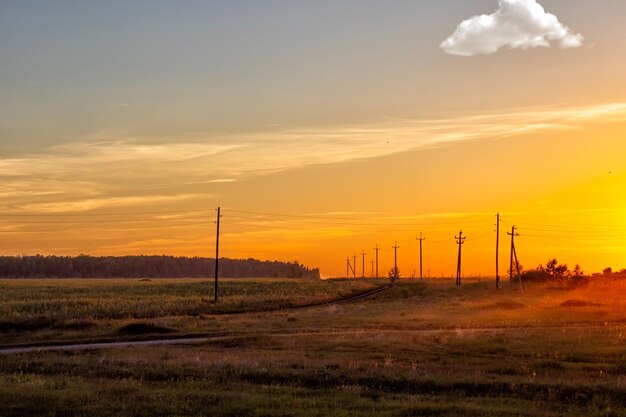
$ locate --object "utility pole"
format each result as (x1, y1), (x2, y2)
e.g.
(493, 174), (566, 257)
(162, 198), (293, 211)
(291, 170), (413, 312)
(417, 233), (426, 281)
(392, 242), (400, 279)
(361, 250), (366, 278)
(508, 226), (518, 287)
(513, 244), (522, 291)
(214, 207), (221, 303)
(495, 213), (501, 290)
(371, 259), (375, 278)
(507, 226), (522, 291)
(373, 244), (380, 278)
(347, 256), (355, 279)
(455, 230), (466, 288)
(353, 254), (357, 279)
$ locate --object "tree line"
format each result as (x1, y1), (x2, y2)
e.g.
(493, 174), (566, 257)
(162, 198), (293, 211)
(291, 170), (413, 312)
(522, 258), (626, 282)
(0, 255), (320, 279)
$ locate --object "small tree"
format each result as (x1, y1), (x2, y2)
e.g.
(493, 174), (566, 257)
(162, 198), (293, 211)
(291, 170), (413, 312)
(603, 267), (613, 278)
(540, 258), (570, 280)
(388, 266), (400, 281)
(572, 264), (584, 278)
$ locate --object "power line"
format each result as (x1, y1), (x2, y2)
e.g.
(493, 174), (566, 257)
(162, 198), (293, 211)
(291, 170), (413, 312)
(0, 208), (213, 218)
(0, 221), (216, 234)
(502, 218), (625, 233)
(228, 209), (372, 221)
(227, 209), (493, 226)
(0, 215), (211, 225)
(224, 222), (307, 231)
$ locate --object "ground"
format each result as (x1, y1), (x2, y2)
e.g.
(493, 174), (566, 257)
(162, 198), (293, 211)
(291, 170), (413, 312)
(1, 277), (626, 416)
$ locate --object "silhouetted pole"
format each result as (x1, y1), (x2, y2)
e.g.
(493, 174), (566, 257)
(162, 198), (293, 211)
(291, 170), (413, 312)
(455, 230), (466, 288)
(495, 214), (501, 290)
(353, 254), (357, 278)
(507, 226), (519, 287)
(346, 257), (350, 279)
(214, 207), (221, 303)
(371, 259), (375, 278)
(417, 233), (426, 281)
(513, 243), (523, 292)
(508, 226), (522, 291)
(361, 250), (366, 278)
(347, 256), (355, 278)
(392, 242), (400, 278)
(373, 244), (380, 278)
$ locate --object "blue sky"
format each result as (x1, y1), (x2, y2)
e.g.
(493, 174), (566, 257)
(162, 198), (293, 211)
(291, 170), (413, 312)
(3, 0), (622, 149)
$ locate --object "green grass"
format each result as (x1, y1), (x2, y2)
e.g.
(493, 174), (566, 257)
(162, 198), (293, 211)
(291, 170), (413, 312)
(1, 278), (626, 416)
(0, 277), (382, 344)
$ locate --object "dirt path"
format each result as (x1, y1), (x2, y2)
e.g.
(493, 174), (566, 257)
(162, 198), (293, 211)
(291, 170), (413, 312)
(0, 283), (396, 355)
(0, 337), (209, 355)
(0, 322), (613, 355)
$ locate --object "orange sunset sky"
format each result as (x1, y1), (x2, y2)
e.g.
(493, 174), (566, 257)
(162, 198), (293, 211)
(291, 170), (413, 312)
(0, 1), (625, 277)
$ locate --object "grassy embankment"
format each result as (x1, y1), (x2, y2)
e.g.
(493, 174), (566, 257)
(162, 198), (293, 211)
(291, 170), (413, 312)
(1, 278), (626, 416)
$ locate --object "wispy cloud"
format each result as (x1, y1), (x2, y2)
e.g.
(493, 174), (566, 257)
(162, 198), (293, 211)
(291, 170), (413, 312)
(208, 179), (237, 183)
(441, 0), (584, 56)
(1, 102), (625, 215)
(16, 194), (202, 213)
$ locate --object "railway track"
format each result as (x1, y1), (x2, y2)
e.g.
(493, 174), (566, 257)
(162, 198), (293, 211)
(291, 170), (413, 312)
(0, 283), (396, 355)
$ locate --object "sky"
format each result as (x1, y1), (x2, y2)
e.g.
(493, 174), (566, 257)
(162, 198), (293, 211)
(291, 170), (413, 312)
(1, 0), (625, 278)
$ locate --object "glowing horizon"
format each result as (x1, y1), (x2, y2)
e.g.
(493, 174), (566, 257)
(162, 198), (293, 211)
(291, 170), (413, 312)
(1, 1), (625, 277)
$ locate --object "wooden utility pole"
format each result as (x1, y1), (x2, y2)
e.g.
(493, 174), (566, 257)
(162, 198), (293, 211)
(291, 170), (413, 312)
(417, 233), (426, 281)
(373, 244), (380, 278)
(507, 226), (522, 291)
(392, 242), (400, 279)
(508, 226), (518, 287)
(214, 207), (221, 303)
(346, 256), (355, 279)
(371, 259), (375, 278)
(513, 244), (523, 292)
(361, 251), (366, 278)
(455, 230), (466, 288)
(352, 254), (357, 279)
(496, 213), (501, 290)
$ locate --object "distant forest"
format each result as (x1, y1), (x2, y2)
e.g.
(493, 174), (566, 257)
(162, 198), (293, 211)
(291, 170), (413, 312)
(0, 255), (320, 279)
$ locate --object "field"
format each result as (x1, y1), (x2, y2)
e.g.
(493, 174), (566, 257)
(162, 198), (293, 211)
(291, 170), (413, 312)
(2, 277), (626, 416)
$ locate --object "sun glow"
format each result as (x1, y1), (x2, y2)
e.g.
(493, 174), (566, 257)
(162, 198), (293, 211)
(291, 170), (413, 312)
(1, 106), (625, 277)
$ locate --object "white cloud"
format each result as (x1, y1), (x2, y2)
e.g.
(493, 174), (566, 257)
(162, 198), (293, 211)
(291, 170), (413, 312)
(440, 0), (584, 56)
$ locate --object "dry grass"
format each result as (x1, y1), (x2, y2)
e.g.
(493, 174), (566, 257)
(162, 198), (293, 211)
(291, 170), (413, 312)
(0, 277), (382, 344)
(1, 278), (626, 416)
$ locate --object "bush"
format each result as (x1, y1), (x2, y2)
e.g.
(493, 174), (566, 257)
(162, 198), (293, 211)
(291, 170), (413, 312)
(521, 269), (551, 283)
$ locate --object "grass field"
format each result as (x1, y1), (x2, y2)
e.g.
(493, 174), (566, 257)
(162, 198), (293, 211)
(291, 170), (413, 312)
(1, 277), (626, 416)
(0, 278), (381, 345)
